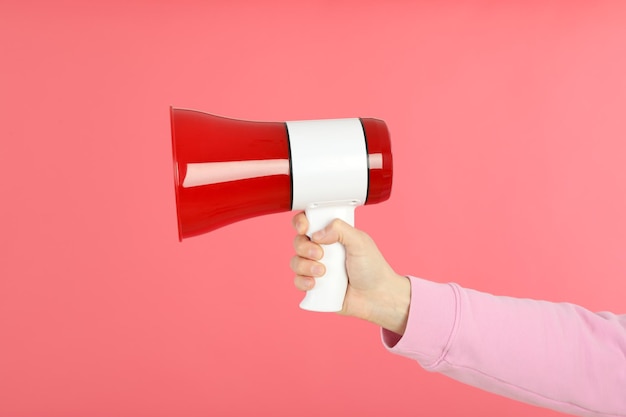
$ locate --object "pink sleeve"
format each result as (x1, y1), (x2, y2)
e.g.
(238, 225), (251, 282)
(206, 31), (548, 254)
(382, 276), (626, 417)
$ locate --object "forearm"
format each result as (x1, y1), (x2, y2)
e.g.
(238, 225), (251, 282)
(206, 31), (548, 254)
(383, 277), (626, 417)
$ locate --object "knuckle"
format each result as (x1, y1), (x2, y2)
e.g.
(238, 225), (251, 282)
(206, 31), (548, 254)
(329, 218), (344, 229)
(291, 256), (312, 276)
(293, 235), (311, 255)
(289, 255), (300, 272)
(292, 234), (304, 250)
(293, 212), (308, 233)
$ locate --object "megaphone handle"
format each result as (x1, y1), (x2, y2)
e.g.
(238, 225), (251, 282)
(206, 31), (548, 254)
(299, 202), (357, 312)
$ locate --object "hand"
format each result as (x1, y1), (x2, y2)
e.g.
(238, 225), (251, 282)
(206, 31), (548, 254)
(290, 212), (411, 335)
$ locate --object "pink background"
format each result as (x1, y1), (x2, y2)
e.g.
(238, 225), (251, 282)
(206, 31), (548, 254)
(1, 1), (625, 416)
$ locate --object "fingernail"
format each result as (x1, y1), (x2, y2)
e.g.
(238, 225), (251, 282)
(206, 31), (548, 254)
(308, 247), (321, 260)
(311, 265), (324, 276)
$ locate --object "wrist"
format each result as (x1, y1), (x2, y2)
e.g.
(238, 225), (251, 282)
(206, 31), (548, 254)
(374, 273), (411, 335)
(359, 273), (411, 335)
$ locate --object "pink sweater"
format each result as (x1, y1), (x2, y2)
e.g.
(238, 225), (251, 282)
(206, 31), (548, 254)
(382, 276), (626, 417)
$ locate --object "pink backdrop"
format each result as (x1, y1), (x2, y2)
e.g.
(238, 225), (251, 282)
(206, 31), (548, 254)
(2, 1), (625, 416)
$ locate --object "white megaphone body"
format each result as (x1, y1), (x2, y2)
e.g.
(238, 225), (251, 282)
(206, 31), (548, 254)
(170, 107), (393, 312)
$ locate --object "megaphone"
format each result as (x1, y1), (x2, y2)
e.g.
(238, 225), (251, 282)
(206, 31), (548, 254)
(170, 107), (393, 312)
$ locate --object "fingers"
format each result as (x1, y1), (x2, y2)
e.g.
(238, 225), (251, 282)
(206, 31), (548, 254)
(291, 232), (325, 292)
(292, 212), (309, 235)
(310, 218), (367, 252)
(291, 255), (324, 292)
(294, 275), (315, 291)
(293, 234), (323, 260)
(292, 212), (364, 252)
(290, 255), (325, 278)
(291, 213), (370, 295)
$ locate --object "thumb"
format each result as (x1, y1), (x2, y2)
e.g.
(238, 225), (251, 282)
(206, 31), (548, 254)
(311, 219), (365, 251)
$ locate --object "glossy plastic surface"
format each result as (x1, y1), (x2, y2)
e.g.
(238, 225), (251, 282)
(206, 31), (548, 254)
(361, 118), (393, 205)
(170, 109), (394, 241)
(171, 108), (292, 240)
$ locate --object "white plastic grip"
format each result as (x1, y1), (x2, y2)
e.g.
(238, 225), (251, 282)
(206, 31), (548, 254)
(299, 202), (357, 312)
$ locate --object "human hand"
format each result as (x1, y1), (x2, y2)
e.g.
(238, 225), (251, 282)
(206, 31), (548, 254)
(290, 212), (411, 335)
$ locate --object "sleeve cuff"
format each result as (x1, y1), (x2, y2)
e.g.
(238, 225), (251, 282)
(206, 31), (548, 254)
(381, 276), (460, 368)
